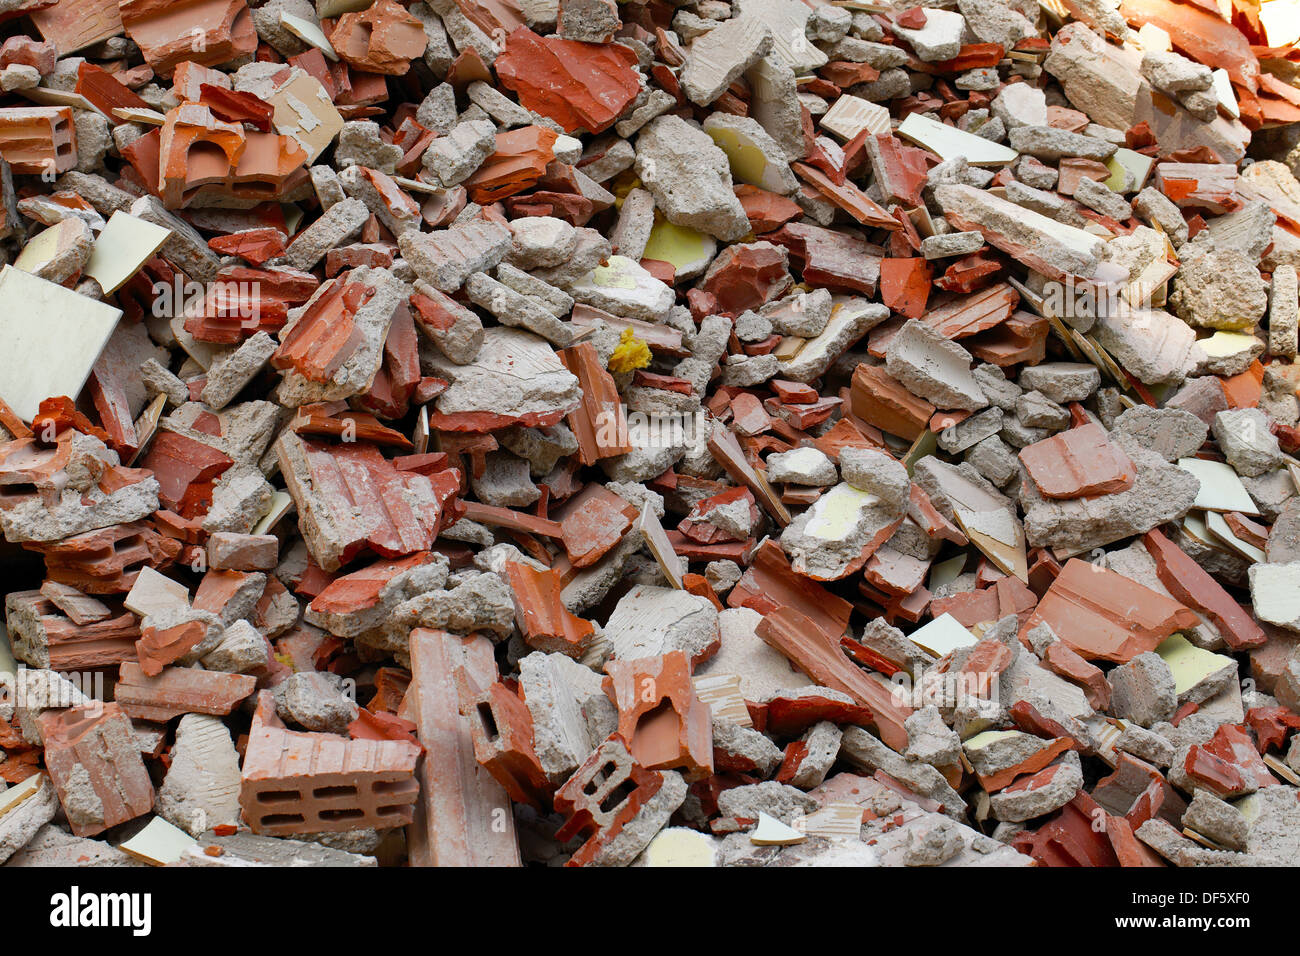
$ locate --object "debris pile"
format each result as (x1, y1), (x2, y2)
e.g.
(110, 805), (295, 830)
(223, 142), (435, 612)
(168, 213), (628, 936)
(3, 0), (1300, 868)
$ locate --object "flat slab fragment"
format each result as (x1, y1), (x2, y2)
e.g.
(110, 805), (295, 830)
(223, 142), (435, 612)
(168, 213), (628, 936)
(0, 265), (121, 421)
(1022, 558), (1202, 663)
(1019, 423), (1136, 499)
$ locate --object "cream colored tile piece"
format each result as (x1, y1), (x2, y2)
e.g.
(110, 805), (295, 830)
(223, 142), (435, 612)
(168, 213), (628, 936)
(0, 265), (121, 422)
(897, 112), (1018, 166)
(112, 106), (166, 125)
(803, 802), (864, 838)
(908, 612), (978, 658)
(639, 504), (683, 589)
(751, 811), (807, 845)
(693, 673), (752, 727)
(1205, 509), (1266, 562)
(820, 95), (891, 142)
(0, 772), (44, 819)
(1177, 457), (1260, 514)
(280, 12), (338, 60)
(124, 566), (190, 618)
(637, 827), (718, 866)
(1211, 68), (1239, 119)
(13, 218), (83, 276)
(269, 71), (344, 163)
(252, 491), (296, 535)
(1155, 633), (1235, 699)
(119, 816), (199, 866)
(84, 211), (173, 294)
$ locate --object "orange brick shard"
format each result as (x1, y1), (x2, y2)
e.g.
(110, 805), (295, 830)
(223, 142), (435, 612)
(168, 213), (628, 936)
(30, 0), (124, 55)
(756, 603), (911, 751)
(329, 0), (426, 75)
(277, 432), (463, 571)
(39, 702), (155, 837)
(553, 733), (668, 866)
(558, 341), (632, 465)
(0, 106), (77, 175)
(5, 590), (138, 670)
(115, 661), (256, 722)
(239, 691), (420, 835)
(557, 483), (636, 567)
(603, 651), (714, 780)
(120, 0), (258, 77)
(137, 430), (234, 517)
(850, 363), (934, 442)
(271, 276), (371, 383)
(1018, 422), (1136, 499)
(404, 629), (521, 866)
(494, 28), (642, 134)
(1022, 558), (1202, 663)
(159, 102), (308, 209)
(456, 672), (551, 808)
(136, 618), (207, 676)
(463, 125), (559, 204)
(26, 521), (183, 594)
(922, 282), (1019, 339)
(505, 560), (595, 656)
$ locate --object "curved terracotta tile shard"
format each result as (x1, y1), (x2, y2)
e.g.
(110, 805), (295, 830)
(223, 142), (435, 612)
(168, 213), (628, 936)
(1019, 422), (1136, 500)
(138, 430), (234, 515)
(765, 691), (874, 736)
(1010, 792), (1124, 866)
(603, 651), (714, 780)
(0, 106), (77, 175)
(558, 341), (632, 464)
(207, 227), (286, 264)
(756, 603), (911, 751)
(275, 431), (462, 571)
(240, 690), (421, 835)
(556, 482), (637, 566)
(75, 63), (150, 121)
(850, 363), (934, 442)
(1022, 558), (1201, 664)
(196, 83), (272, 131)
(505, 560), (595, 656)
(291, 401), (410, 449)
(463, 125), (559, 204)
(120, 0), (257, 77)
(1142, 528), (1265, 651)
(494, 28), (642, 135)
(39, 703), (154, 837)
(329, 0), (426, 76)
(5, 590), (138, 670)
(271, 275), (371, 382)
(880, 257), (932, 319)
(734, 184), (802, 234)
(27, 521), (182, 594)
(923, 282), (1019, 339)
(793, 162), (900, 230)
